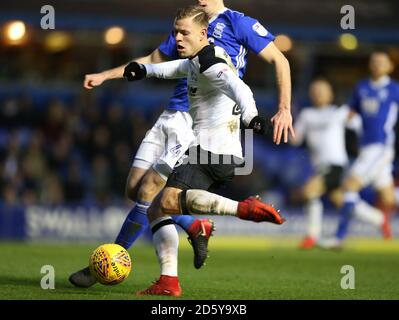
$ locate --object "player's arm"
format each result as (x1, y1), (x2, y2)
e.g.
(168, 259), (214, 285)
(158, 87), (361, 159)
(234, 16), (294, 143)
(257, 42), (294, 144)
(144, 59), (189, 79)
(123, 59), (189, 81)
(83, 48), (169, 89)
(340, 104), (362, 135)
(203, 63), (272, 135)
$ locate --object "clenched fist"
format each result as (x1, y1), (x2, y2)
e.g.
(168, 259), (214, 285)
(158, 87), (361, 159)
(83, 73), (106, 89)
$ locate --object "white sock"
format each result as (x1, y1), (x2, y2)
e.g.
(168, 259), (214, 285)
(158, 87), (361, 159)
(353, 200), (384, 227)
(151, 217), (179, 277)
(185, 189), (238, 216)
(305, 198), (323, 239)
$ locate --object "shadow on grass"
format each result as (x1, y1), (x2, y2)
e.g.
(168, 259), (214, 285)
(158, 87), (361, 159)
(0, 274), (144, 299)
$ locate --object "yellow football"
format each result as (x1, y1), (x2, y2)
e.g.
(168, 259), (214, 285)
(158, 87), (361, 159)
(89, 244), (131, 285)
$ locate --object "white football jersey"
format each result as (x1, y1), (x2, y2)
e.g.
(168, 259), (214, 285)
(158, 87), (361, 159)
(294, 105), (354, 168)
(145, 45), (258, 159)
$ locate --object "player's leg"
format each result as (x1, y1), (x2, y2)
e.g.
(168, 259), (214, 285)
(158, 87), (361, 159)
(164, 147), (285, 223)
(137, 186), (241, 296)
(299, 174), (325, 249)
(320, 146), (390, 249)
(351, 148), (395, 239)
(115, 167), (165, 248)
(317, 175), (362, 250)
(113, 119), (166, 249)
(375, 184), (395, 239)
(69, 115), (165, 288)
(181, 190), (285, 224)
(334, 175), (363, 242)
(123, 164), (215, 270)
(136, 187), (183, 297)
(373, 151), (396, 239)
(137, 184), (285, 297)
(335, 146), (389, 242)
(311, 166), (347, 248)
(125, 166), (147, 203)
(328, 188), (344, 209)
(321, 177), (388, 249)
(114, 110), (204, 252)
(152, 111), (215, 268)
(137, 152), (286, 296)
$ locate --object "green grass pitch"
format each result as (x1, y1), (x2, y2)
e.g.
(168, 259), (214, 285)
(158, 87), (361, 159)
(0, 236), (398, 300)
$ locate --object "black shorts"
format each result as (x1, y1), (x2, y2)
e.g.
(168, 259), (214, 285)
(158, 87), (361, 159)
(166, 146), (241, 191)
(319, 165), (345, 192)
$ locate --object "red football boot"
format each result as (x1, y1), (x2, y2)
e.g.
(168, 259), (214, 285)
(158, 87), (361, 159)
(298, 236), (317, 249)
(376, 200), (394, 239)
(381, 214), (392, 240)
(136, 275), (182, 297)
(237, 197), (286, 224)
(186, 219), (215, 269)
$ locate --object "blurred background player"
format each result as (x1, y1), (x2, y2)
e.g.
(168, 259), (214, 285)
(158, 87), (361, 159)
(292, 79), (361, 249)
(320, 51), (399, 249)
(69, 0), (293, 287)
(125, 5), (287, 296)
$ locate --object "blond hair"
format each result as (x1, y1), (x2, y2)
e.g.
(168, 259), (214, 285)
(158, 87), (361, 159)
(175, 5), (209, 28)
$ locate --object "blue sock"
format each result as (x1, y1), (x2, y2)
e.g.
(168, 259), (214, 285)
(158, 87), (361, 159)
(172, 215), (196, 231)
(114, 200), (151, 249)
(336, 201), (356, 240)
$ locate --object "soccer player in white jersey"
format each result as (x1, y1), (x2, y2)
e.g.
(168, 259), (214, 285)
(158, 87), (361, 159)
(124, 6), (287, 296)
(70, 0), (294, 287)
(293, 79), (362, 249)
(320, 52), (399, 249)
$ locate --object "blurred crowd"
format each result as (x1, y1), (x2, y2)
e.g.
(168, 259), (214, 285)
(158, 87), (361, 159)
(0, 91), (161, 207)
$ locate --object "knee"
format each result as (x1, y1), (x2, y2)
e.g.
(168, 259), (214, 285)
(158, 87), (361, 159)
(302, 176), (325, 201)
(379, 188), (396, 208)
(125, 183), (138, 202)
(343, 176), (362, 192)
(137, 184), (157, 202)
(329, 189), (344, 208)
(160, 188), (181, 215)
(302, 187), (316, 201)
(125, 168), (148, 202)
(137, 170), (166, 202)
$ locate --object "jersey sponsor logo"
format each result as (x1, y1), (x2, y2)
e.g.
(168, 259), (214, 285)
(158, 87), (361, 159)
(252, 22), (268, 37)
(189, 86), (197, 96)
(212, 23), (226, 39)
(232, 104), (242, 115)
(169, 144), (182, 157)
(361, 97), (379, 114)
(190, 69), (197, 82)
(217, 68), (228, 78)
